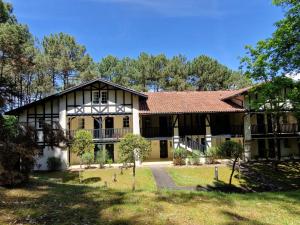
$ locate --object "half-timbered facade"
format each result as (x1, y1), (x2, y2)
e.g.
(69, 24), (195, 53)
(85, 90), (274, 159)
(6, 79), (300, 170)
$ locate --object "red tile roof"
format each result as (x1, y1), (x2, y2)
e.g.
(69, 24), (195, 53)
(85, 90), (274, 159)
(140, 89), (248, 114)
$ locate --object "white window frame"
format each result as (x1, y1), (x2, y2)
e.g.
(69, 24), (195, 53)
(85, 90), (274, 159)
(123, 116), (130, 128)
(78, 118), (85, 129)
(101, 91), (108, 104)
(92, 91), (100, 104)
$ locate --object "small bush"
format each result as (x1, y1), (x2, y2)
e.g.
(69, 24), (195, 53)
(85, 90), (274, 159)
(206, 147), (220, 164)
(173, 148), (187, 165)
(107, 158), (113, 167)
(47, 157), (62, 171)
(82, 152), (94, 168)
(95, 149), (108, 168)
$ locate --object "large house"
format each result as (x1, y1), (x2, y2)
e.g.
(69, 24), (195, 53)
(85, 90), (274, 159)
(6, 79), (300, 170)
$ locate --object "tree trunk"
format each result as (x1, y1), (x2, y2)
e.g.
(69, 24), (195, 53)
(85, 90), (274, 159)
(229, 157), (238, 185)
(132, 161), (136, 191)
(79, 158), (82, 183)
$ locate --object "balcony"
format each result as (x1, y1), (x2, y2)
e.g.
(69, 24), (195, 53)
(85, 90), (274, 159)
(140, 127), (173, 138)
(251, 123), (299, 135)
(211, 125), (244, 136)
(68, 128), (133, 140)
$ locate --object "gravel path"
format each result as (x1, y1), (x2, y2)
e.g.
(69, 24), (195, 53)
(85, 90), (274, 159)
(150, 167), (203, 191)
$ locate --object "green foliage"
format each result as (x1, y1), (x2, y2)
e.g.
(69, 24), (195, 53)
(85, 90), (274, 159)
(71, 130), (95, 158)
(218, 141), (243, 159)
(0, 116), (39, 185)
(173, 147), (187, 165)
(118, 134), (151, 164)
(205, 147), (220, 163)
(82, 152), (94, 168)
(42, 32), (94, 90)
(191, 55), (249, 91)
(0, 0), (16, 23)
(47, 157), (62, 171)
(95, 149), (108, 168)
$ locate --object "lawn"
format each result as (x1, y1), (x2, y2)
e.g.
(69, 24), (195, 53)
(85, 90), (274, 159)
(166, 165), (242, 188)
(37, 167), (156, 191)
(0, 171), (299, 225)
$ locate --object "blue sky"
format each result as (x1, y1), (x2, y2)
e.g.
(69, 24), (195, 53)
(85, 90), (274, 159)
(9, 0), (283, 70)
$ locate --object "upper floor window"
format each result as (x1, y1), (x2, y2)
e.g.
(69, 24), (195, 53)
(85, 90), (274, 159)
(92, 91), (100, 104)
(78, 118), (85, 129)
(101, 91), (108, 104)
(123, 116), (130, 128)
(38, 118), (44, 129)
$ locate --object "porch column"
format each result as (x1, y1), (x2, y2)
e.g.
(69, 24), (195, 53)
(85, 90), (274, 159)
(132, 95), (140, 135)
(205, 114), (212, 148)
(173, 115), (180, 149)
(59, 95), (68, 169)
(244, 113), (252, 161)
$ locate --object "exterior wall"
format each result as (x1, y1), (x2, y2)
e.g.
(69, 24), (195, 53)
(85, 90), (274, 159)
(68, 115), (133, 130)
(211, 136), (244, 148)
(65, 84), (135, 115)
(148, 140), (173, 160)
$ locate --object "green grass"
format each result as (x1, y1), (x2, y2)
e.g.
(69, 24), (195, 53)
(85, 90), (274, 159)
(166, 166), (242, 187)
(0, 172), (299, 225)
(36, 167), (156, 191)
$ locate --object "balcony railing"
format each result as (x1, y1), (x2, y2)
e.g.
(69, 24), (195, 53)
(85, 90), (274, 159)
(140, 127), (173, 138)
(251, 123), (299, 135)
(68, 128), (132, 140)
(211, 125), (244, 136)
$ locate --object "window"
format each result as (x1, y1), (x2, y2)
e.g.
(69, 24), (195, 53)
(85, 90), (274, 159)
(38, 148), (44, 156)
(101, 91), (108, 104)
(123, 116), (130, 128)
(78, 118), (85, 129)
(38, 118), (44, 128)
(92, 91), (99, 104)
(284, 139), (290, 148)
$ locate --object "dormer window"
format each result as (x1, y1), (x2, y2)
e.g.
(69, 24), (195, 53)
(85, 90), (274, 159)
(101, 91), (108, 104)
(92, 91), (99, 104)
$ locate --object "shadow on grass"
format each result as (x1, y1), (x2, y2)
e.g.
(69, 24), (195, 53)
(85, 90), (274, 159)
(240, 160), (300, 192)
(81, 177), (101, 184)
(0, 172), (173, 225)
(221, 210), (271, 225)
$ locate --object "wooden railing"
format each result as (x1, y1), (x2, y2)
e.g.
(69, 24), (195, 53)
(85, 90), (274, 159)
(179, 137), (207, 154)
(211, 125), (244, 136)
(68, 128), (133, 140)
(140, 127), (173, 138)
(251, 123), (299, 134)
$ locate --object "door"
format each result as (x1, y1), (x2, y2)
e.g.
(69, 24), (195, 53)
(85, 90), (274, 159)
(257, 114), (265, 133)
(159, 116), (168, 137)
(93, 118), (102, 139)
(160, 140), (168, 158)
(105, 117), (114, 138)
(94, 144), (104, 161)
(106, 144), (114, 162)
(258, 139), (266, 158)
(268, 139), (275, 158)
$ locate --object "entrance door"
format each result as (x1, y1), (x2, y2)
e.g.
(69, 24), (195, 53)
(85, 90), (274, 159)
(257, 114), (265, 133)
(258, 139), (266, 158)
(159, 116), (168, 137)
(93, 118), (102, 139)
(160, 140), (168, 158)
(106, 144), (114, 162)
(268, 139), (275, 158)
(105, 117), (114, 138)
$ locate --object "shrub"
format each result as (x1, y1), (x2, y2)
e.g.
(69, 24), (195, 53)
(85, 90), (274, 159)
(218, 140), (243, 185)
(95, 149), (108, 168)
(107, 158), (113, 167)
(206, 147), (220, 164)
(47, 157), (62, 171)
(173, 147), (187, 165)
(82, 151), (94, 168)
